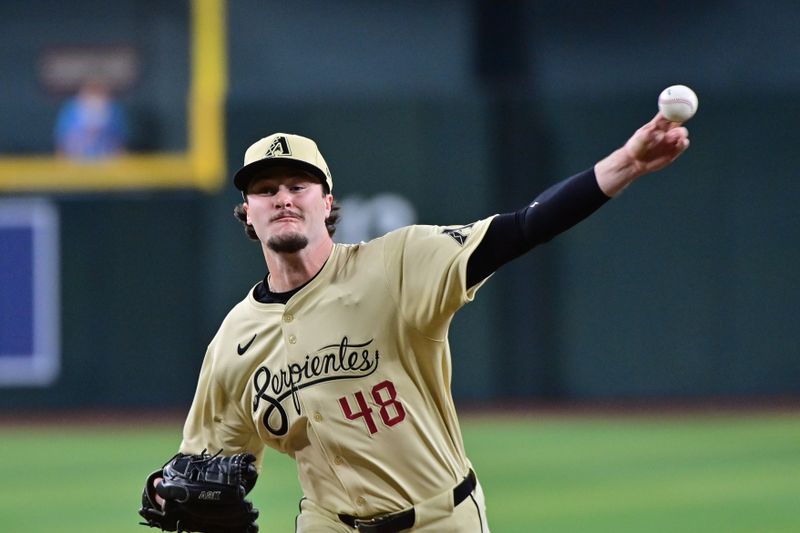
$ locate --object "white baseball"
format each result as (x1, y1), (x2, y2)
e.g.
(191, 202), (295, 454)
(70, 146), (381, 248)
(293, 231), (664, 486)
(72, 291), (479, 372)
(658, 85), (698, 122)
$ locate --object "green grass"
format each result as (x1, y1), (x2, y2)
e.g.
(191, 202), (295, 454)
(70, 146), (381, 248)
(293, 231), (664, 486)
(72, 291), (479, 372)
(1, 412), (798, 532)
(465, 413), (800, 532)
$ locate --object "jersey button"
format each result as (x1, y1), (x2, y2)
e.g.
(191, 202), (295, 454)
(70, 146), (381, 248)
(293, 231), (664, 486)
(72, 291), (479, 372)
(283, 314), (293, 323)
(333, 455), (344, 465)
(313, 412), (323, 422)
(355, 497), (366, 507)
(288, 335), (297, 344)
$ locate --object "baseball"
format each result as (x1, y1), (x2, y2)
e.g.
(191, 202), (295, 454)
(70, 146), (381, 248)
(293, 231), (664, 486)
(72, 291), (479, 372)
(658, 85), (698, 122)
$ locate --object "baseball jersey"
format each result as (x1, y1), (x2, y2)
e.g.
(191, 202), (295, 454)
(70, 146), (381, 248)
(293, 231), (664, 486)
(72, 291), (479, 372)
(180, 216), (495, 517)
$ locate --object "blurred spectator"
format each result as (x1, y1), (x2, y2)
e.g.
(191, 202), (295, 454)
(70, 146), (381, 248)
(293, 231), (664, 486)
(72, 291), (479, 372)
(54, 80), (128, 159)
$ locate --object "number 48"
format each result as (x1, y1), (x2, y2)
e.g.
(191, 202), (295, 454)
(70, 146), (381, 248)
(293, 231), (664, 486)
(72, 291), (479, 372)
(338, 380), (406, 435)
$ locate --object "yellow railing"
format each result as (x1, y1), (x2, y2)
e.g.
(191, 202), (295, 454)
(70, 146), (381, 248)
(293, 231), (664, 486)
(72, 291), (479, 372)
(0, 0), (227, 193)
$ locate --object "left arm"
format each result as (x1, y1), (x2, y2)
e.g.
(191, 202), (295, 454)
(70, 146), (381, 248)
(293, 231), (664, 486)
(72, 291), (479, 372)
(467, 112), (690, 286)
(466, 169), (608, 287)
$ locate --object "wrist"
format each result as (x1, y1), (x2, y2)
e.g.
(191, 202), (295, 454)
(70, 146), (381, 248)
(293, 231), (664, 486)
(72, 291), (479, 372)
(594, 147), (641, 197)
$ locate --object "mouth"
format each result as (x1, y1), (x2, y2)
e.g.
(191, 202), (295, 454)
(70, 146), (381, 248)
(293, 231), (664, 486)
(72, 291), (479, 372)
(271, 212), (302, 223)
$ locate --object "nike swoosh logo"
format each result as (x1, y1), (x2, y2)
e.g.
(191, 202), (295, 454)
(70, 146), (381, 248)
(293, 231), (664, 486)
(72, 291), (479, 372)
(237, 334), (257, 356)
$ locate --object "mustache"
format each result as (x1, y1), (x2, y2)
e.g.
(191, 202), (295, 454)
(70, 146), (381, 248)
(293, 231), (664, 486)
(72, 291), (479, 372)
(270, 210), (303, 222)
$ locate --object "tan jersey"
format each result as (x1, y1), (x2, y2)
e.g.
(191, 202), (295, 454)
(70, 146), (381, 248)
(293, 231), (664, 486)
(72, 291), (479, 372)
(180, 217), (495, 517)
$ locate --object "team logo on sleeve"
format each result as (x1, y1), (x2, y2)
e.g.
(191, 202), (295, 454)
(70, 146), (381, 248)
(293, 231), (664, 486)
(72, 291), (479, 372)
(442, 223), (475, 246)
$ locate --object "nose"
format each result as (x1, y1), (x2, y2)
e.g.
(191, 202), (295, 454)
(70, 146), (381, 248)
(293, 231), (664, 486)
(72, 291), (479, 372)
(273, 187), (292, 208)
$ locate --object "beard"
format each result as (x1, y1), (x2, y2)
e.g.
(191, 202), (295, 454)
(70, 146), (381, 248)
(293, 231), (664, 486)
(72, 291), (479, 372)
(267, 232), (309, 253)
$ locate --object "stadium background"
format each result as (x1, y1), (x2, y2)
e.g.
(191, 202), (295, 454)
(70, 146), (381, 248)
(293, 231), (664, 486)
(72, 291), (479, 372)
(1, 1), (798, 532)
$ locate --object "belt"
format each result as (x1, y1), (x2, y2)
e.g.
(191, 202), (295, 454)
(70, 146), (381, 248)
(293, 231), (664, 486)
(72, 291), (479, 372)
(338, 469), (477, 533)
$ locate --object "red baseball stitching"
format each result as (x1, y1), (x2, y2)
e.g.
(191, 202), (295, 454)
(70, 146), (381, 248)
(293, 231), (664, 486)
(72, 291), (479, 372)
(659, 97), (694, 108)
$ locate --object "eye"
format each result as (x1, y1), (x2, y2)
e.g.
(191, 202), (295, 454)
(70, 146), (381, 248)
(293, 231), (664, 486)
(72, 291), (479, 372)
(255, 185), (279, 196)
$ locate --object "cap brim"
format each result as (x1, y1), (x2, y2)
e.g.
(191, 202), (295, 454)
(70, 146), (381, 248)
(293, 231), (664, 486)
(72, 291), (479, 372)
(233, 157), (329, 192)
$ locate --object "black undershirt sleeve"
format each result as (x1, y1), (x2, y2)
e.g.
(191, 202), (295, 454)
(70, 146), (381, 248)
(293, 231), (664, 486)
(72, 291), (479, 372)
(466, 168), (611, 287)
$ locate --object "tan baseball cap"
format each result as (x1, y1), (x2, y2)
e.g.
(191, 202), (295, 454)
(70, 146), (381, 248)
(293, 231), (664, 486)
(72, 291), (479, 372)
(233, 133), (333, 193)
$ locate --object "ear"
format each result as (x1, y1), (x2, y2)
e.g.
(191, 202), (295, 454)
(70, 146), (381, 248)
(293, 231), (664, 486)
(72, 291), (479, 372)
(243, 201), (252, 225)
(323, 194), (333, 218)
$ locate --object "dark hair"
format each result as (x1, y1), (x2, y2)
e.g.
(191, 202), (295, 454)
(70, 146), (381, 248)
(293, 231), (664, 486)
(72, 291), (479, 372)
(233, 198), (341, 241)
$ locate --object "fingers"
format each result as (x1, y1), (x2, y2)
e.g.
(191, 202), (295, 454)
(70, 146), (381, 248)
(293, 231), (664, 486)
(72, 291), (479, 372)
(652, 110), (691, 129)
(635, 116), (688, 149)
(152, 476), (166, 509)
(644, 113), (689, 142)
(653, 111), (674, 129)
(662, 128), (690, 162)
(665, 126), (690, 151)
(665, 125), (688, 140)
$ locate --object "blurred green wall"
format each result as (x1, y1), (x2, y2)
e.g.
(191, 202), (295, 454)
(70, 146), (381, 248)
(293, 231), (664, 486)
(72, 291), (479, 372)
(2, 0), (799, 409)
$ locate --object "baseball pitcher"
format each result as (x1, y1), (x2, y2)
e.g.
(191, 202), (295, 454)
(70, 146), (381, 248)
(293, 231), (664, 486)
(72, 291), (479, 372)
(139, 111), (689, 532)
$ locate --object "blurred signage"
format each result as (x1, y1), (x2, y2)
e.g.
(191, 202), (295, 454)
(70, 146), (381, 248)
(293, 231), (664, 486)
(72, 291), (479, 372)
(335, 193), (417, 244)
(0, 199), (60, 386)
(38, 45), (140, 94)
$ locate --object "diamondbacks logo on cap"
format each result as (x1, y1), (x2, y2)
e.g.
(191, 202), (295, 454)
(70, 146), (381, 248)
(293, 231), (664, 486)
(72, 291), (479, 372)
(265, 136), (291, 158)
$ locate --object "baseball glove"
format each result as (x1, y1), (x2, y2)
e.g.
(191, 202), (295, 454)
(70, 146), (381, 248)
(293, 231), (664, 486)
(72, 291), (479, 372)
(139, 450), (260, 533)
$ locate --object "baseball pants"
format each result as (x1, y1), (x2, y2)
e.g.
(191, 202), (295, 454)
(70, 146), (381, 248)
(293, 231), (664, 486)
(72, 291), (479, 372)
(295, 478), (490, 532)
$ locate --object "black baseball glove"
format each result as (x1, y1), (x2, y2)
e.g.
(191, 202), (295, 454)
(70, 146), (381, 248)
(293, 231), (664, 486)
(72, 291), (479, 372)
(139, 450), (260, 533)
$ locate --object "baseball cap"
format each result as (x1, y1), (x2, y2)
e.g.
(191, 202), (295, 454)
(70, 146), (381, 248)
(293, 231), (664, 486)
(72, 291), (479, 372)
(233, 133), (333, 193)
